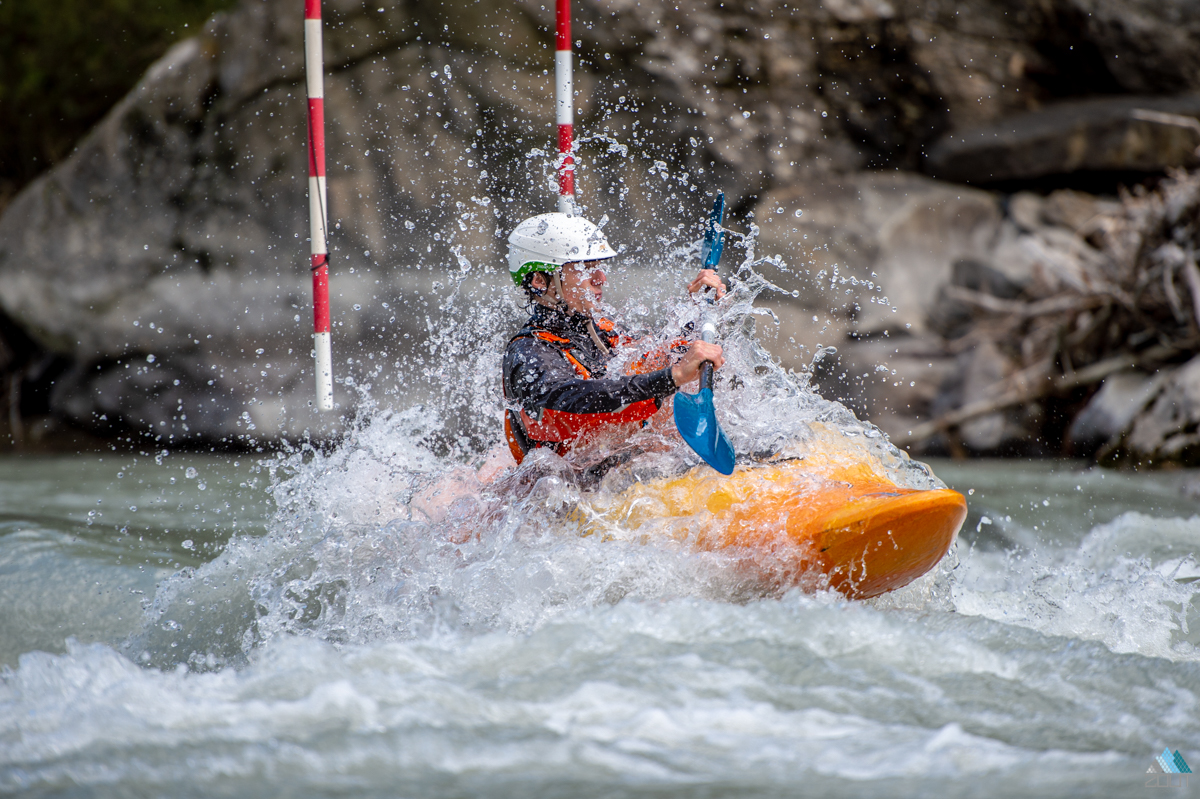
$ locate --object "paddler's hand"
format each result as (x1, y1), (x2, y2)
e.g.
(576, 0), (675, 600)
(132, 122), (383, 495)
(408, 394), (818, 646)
(671, 340), (724, 387)
(687, 269), (726, 299)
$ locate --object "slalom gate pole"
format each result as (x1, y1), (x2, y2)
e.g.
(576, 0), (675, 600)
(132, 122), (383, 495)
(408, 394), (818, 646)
(555, 0), (574, 213)
(304, 0), (334, 411)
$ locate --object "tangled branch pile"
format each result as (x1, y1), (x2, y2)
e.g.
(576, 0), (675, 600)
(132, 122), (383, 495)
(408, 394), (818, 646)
(900, 169), (1200, 461)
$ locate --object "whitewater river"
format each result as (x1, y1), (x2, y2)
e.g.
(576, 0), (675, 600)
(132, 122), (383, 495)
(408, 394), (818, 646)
(1, 437), (1198, 797)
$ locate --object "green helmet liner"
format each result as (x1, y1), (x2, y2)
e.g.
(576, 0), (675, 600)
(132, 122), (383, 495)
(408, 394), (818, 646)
(511, 260), (558, 287)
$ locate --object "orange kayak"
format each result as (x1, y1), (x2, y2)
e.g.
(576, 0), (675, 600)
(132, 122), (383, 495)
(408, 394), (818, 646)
(578, 424), (967, 599)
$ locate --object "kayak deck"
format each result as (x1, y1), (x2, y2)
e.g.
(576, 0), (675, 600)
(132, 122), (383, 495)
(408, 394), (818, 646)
(578, 443), (967, 599)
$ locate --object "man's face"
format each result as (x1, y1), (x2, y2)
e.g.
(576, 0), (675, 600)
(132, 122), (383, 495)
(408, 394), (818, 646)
(558, 260), (606, 315)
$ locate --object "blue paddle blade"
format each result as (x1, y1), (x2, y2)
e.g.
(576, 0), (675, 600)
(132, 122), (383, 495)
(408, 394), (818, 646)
(673, 387), (736, 475)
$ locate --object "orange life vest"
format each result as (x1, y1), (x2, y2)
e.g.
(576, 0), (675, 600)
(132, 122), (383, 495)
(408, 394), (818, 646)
(504, 327), (664, 465)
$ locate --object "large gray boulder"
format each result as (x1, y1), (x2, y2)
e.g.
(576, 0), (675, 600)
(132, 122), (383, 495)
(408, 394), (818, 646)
(752, 171), (1002, 338)
(749, 172), (1002, 443)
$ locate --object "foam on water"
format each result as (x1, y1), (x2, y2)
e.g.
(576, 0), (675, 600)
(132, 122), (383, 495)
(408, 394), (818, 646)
(2, 592), (1189, 796)
(951, 512), (1200, 660)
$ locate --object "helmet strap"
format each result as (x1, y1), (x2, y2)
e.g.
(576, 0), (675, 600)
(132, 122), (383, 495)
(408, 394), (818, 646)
(527, 270), (568, 313)
(547, 271), (569, 313)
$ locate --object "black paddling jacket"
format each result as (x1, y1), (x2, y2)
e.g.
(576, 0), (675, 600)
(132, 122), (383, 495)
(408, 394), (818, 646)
(503, 304), (678, 462)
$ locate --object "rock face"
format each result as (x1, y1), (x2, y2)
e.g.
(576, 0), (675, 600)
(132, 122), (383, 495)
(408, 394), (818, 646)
(925, 96), (1200, 185)
(4, 0), (1200, 453)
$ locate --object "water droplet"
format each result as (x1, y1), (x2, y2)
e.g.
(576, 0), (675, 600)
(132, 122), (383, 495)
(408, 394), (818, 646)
(185, 467), (198, 479)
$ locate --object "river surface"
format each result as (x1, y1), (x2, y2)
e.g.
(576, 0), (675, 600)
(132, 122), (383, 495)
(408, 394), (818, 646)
(2, 441), (1198, 797)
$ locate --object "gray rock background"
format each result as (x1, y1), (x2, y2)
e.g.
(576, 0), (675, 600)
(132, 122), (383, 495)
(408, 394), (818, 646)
(3, 0), (1200, 458)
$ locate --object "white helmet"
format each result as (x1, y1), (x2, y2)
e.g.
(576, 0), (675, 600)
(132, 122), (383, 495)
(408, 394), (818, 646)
(507, 212), (616, 286)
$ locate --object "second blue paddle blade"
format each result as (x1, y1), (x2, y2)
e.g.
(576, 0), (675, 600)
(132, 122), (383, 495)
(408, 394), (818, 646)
(673, 387), (736, 475)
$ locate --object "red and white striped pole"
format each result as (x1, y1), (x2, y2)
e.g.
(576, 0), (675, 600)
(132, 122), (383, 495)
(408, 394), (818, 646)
(304, 0), (334, 411)
(555, 0), (574, 213)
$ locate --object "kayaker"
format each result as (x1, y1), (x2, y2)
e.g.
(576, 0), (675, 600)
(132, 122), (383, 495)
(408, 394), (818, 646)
(503, 212), (726, 467)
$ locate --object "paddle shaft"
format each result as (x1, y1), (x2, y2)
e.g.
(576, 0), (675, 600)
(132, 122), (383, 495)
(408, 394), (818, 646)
(699, 318), (717, 391)
(698, 192), (725, 391)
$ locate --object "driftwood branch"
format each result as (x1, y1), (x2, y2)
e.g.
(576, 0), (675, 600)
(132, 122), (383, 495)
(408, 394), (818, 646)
(943, 286), (1117, 318)
(1183, 254), (1200, 331)
(1164, 261), (1187, 323)
(892, 346), (1179, 447)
